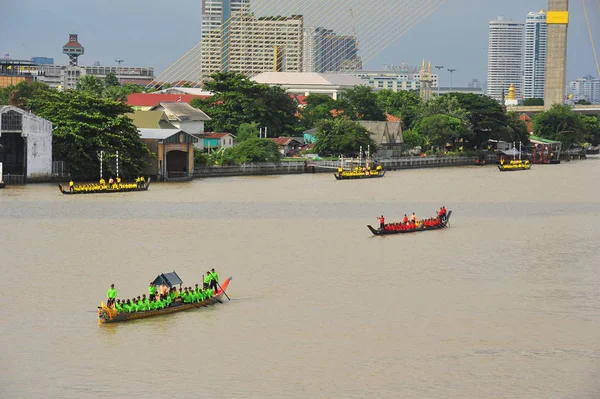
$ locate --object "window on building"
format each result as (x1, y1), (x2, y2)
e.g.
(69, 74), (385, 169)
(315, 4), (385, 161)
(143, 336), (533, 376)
(1, 110), (23, 131)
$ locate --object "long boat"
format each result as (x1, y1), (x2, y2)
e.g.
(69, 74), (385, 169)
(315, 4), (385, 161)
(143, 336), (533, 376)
(367, 211), (452, 236)
(59, 178), (151, 195)
(498, 161), (531, 172)
(335, 169), (385, 180)
(98, 276), (232, 324)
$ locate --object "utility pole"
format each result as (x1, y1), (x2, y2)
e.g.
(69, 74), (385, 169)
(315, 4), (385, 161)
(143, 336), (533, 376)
(115, 59), (124, 84)
(434, 65), (444, 96)
(447, 68), (456, 92)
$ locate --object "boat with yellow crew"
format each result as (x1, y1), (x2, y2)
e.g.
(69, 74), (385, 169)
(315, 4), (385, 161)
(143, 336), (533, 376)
(498, 159), (531, 172)
(334, 146), (385, 180)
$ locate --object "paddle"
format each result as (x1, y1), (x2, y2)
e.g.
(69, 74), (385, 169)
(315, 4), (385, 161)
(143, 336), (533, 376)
(216, 281), (230, 301)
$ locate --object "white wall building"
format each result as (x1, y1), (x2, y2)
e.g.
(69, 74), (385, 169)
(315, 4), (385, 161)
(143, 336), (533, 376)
(487, 17), (524, 101)
(201, 0), (250, 38)
(348, 69), (438, 92)
(251, 72), (364, 100)
(36, 64), (154, 90)
(149, 102), (211, 135)
(523, 10), (547, 99)
(569, 76), (600, 104)
(0, 106), (52, 181)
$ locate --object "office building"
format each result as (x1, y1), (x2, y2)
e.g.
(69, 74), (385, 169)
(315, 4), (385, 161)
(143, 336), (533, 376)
(303, 27), (361, 73)
(201, 13), (303, 78)
(346, 64), (438, 92)
(201, 0), (250, 38)
(487, 17), (524, 101)
(523, 10), (547, 99)
(569, 75), (600, 104)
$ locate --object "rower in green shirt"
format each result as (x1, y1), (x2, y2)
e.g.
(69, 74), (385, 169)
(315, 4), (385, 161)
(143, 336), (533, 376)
(209, 268), (219, 292)
(148, 282), (157, 297)
(107, 284), (117, 307)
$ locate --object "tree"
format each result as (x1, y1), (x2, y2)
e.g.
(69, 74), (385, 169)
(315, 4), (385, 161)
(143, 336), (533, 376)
(236, 122), (259, 142)
(337, 85), (386, 121)
(402, 128), (424, 148)
(313, 118), (376, 156)
(228, 138), (281, 163)
(415, 114), (471, 149)
(194, 72), (301, 136)
(575, 99), (592, 105)
(104, 73), (120, 87)
(0, 81), (49, 108)
(300, 94), (337, 129)
(578, 115), (600, 145)
(376, 90), (422, 129)
(76, 75), (105, 97)
(503, 111), (530, 144)
(531, 104), (587, 148)
(449, 93), (507, 148)
(26, 89), (151, 178)
(523, 98), (544, 106)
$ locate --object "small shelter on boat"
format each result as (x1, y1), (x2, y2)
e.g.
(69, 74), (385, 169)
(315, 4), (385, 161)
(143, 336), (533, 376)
(139, 128), (198, 180)
(152, 272), (184, 288)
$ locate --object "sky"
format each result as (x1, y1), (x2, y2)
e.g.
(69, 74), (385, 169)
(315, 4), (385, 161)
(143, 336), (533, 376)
(0, 0), (599, 86)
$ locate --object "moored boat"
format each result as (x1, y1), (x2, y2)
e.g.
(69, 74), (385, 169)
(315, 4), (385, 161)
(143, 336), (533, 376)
(59, 177), (150, 195)
(98, 275), (231, 324)
(498, 160), (531, 171)
(335, 168), (385, 180)
(368, 211), (452, 236)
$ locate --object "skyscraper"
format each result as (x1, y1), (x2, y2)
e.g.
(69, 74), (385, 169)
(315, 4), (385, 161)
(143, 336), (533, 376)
(523, 10), (547, 99)
(201, 0), (250, 38)
(303, 27), (361, 73)
(487, 17), (524, 102)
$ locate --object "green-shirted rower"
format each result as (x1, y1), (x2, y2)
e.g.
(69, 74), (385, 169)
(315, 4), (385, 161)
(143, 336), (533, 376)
(107, 284), (117, 307)
(148, 282), (157, 298)
(209, 268), (219, 293)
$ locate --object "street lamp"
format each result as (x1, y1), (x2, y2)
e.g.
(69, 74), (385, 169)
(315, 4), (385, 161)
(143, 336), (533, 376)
(434, 65), (444, 96)
(447, 68), (456, 92)
(115, 59), (124, 84)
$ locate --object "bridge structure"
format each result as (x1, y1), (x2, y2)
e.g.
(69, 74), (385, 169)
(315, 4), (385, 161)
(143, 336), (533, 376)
(148, 0), (450, 89)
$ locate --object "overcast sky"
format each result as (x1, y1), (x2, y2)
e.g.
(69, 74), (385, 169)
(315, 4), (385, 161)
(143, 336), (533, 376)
(0, 0), (598, 86)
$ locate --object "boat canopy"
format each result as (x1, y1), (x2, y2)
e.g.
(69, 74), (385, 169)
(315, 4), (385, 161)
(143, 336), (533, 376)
(152, 272), (183, 288)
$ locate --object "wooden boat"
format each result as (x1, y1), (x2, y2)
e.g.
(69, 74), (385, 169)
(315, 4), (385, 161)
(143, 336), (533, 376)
(368, 211), (452, 236)
(59, 178), (151, 195)
(335, 169), (385, 180)
(498, 160), (531, 171)
(98, 276), (232, 324)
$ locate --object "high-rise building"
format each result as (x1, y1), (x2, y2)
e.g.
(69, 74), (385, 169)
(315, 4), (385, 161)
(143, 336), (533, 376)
(201, 0), (250, 38)
(569, 75), (600, 104)
(201, 13), (304, 79)
(523, 10), (547, 99)
(487, 17), (524, 101)
(303, 27), (361, 73)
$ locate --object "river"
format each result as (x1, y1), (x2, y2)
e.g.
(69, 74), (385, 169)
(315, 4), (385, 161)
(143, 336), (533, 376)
(1, 159), (599, 399)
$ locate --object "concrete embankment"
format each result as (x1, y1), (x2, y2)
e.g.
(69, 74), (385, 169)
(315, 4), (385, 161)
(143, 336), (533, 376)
(192, 155), (496, 179)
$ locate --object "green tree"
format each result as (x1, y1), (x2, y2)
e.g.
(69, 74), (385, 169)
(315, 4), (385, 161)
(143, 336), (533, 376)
(228, 138), (281, 163)
(236, 122), (259, 142)
(376, 90), (422, 129)
(415, 114), (471, 149)
(194, 72), (301, 136)
(579, 115), (600, 145)
(313, 118), (376, 156)
(532, 104), (587, 148)
(300, 94), (337, 129)
(449, 93), (508, 148)
(26, 89), (151, 178)
(0, 81), (49, 108)
(76, 75), (104, 97)
(523, 98), (544, 106)
(104, 73), (120, 87)
(402, 128), (424, 148)
(503, 111), (530, 144)
(575, 99), (592, 105)
(337, 85), (386, 121)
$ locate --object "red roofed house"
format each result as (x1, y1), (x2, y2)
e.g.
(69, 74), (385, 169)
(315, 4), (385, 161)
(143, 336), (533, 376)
(268, 137), (304, 156)
(127, 93), (211, 111)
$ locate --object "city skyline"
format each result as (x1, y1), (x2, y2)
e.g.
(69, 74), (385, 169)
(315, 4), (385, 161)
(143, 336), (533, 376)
(1, 0), (599, 86)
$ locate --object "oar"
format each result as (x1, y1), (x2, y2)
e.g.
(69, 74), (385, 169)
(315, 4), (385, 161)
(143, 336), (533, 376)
(216, 281), (230, 301)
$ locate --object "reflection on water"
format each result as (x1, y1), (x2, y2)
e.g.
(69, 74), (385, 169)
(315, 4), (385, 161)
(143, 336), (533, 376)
(1, 160), (599, 398)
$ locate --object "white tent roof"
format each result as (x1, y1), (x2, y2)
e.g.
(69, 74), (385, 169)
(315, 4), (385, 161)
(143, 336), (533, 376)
(251, 72), (364, 87)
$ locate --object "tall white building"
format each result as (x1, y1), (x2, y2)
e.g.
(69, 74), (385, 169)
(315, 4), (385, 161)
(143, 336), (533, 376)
(569, 76), (600, 104)
(487, 17), (524, 102)
(523, 10), (547, 99)
(201, 13), (304, 79)
(201, 0), (250, 38)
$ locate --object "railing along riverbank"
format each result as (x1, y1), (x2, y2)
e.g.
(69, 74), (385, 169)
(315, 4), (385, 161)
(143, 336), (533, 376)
(193, 155), (497, 178)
